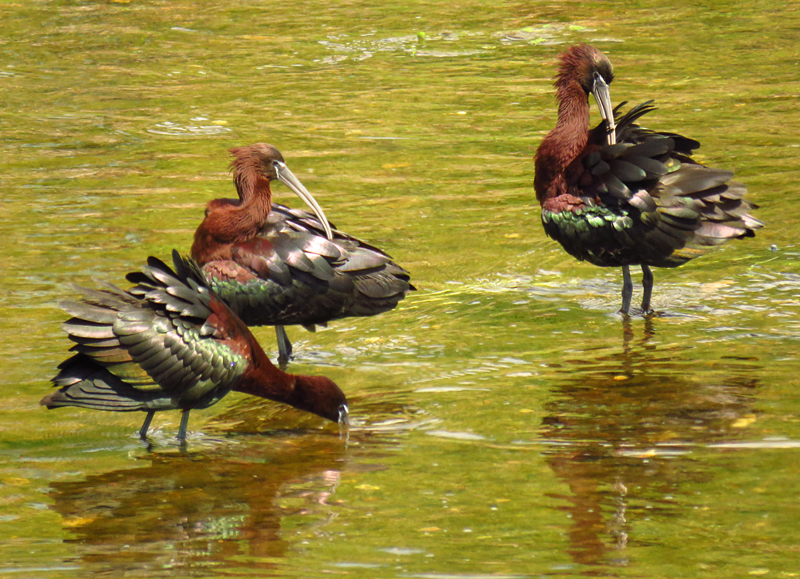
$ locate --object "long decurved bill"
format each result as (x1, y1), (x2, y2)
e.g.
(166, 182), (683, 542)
(338, 403), (349, 426)
(592, 72), (616, 146)
(274, 161), (334, 240)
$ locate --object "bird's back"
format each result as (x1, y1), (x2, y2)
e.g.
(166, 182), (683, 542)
(203, 203), (414, 328)
(541, 101), (763, 268)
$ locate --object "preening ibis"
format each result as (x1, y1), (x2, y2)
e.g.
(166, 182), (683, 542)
(191, 144), (413, 363)
(534, 44), (762, 314)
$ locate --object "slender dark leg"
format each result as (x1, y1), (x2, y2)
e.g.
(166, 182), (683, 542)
(139, 410), (155, 440)
(275, 325), (293, 365)
(619, 266), (632, 314)
(177, 409), (191, 442)
(640, 265), (654, 314)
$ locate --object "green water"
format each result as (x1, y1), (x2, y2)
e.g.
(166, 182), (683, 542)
(1, 0), (799, 577)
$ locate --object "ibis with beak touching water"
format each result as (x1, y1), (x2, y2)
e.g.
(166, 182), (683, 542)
(41, 251), (349, 441)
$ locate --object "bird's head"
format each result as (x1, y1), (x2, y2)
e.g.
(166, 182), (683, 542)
(229, 143), (333, 239)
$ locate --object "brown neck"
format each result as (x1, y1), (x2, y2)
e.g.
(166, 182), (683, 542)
(534, 82), (590, 204)
(233, 345), (343, 422)
(190, 174), (273, 264)
(233, 345), (297, 405)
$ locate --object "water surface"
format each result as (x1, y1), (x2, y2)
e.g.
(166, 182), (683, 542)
(1, 0), (799, 577)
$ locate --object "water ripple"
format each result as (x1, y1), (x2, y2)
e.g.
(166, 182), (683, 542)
(147, 119), (232, 136)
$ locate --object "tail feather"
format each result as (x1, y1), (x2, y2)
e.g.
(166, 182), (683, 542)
(43, 354), (173, 412)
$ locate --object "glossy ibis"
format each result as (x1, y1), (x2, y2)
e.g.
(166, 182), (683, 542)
(41, 251), (348, 441)
(534, 44), (762, 314)
(191, 144), (413, 363)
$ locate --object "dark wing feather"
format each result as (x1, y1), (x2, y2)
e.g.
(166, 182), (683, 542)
(45, 354), (173, 411)
(202, 203), (414, 327)
(43, 252), (248, 413)
(551, 101), (763, 267)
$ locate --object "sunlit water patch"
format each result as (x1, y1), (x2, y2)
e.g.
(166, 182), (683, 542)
(147, 118), (232, 136)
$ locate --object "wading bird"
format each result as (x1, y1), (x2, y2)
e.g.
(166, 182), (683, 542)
(41, 251), (348, 441)
(534, 44), (762, 314)
(191, 144), (413, 364)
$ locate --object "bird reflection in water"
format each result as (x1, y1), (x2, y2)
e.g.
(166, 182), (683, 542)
(539, 318), (761, 565)
(47, 438), (346, 574)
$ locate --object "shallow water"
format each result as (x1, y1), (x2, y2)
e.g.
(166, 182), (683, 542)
(1, 0), (799, 577)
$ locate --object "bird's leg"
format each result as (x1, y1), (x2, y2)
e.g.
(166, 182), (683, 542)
(177, 409), (191, 442)
(640, 265), (654, 315)
(619, 266), (632, 315)
(139, 410), (155, 440)
(275, 325), (293, 366)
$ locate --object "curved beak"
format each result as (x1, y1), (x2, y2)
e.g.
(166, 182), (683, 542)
(338, 403), (350, 426)
(274, 161), (334, 240)
(592, 72), (616, 146)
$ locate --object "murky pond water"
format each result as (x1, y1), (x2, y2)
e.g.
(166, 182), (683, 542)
(1, 0), (799, 577)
